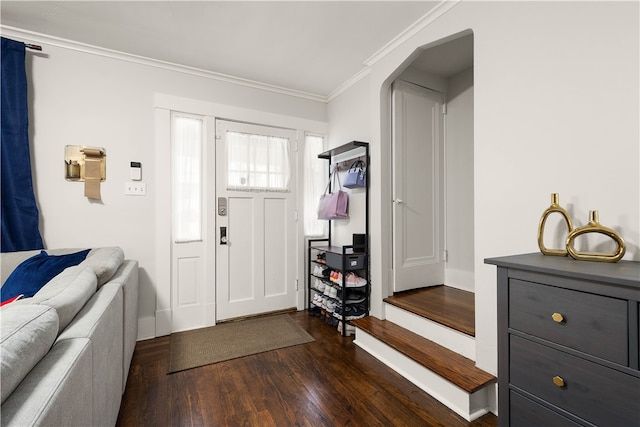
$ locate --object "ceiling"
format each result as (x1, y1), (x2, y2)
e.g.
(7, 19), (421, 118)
(1, 1), (472, 99)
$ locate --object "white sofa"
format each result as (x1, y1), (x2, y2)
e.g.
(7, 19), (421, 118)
(0, 247), (138, 427)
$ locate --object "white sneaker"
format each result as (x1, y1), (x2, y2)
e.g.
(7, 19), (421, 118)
(330, 287), (338, 299)
(337, 321), (356, 336)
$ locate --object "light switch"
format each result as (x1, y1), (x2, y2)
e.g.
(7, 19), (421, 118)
(125, 182), (146, 195)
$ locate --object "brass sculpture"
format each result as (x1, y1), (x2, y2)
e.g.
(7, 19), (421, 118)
(537, 193), (573, 256)
(566, 210), (626, 262)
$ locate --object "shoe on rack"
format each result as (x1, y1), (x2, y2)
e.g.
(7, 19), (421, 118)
(335, 272), (343, 286)
(345, 289), (366, 304)
(328, 287), (337, 299)
(333, 304), (366, 320)
(314, 278), (325, 292)
(325, 300), (337, 313)
(345, 272), (367, 288)
(337, 321), (356, 336)
(322, 267), (331, 278)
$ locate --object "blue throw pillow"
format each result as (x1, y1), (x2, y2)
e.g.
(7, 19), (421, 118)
(1, 249), (91, 301)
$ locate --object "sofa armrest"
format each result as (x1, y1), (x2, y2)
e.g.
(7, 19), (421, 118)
(1, 339), (93, 427)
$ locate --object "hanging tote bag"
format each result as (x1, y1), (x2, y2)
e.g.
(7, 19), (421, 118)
(317, 167), (349, 220)
(343, 159), (366, 189)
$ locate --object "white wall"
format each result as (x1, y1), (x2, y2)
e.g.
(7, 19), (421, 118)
(327, 1), (639, 403)
(326, 74), (372, 247)
(15, 38), (327, 339)
(445, 66), (474, 291)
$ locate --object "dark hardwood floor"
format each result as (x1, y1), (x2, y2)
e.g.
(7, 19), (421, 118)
(116, 311), (497, 426)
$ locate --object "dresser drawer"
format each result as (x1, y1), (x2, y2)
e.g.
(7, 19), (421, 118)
(510, 335), (640, 427)
(510, 391), (580, 426)
(509, 279), (628, 365)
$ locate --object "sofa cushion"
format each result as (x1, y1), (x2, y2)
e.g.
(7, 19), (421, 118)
(0, 249), (91, 302)
(79, 247), (124, 287)
(30, 266), (98, 332)
(0, 250), (41, 285)
(0, 304), (59, 403)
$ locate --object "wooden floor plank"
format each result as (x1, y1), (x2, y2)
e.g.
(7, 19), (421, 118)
(351, 316), (496, 393)
(384, 285), (476, 336)
(117, 311), (497, 426)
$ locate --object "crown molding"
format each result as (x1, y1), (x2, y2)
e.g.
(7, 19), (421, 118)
(0, 26), (329, 104)
(327, 0), (460, 103)
(363, 0), (461, 68)
(327, 67), (371, 102)
(2, 1), (460, 106)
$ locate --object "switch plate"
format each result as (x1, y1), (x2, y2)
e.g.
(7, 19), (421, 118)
(125, 182), (146, 195)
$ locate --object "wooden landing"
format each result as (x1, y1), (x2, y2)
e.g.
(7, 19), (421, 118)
(384, 285), (475, 336)
(351, 316), (496, 394)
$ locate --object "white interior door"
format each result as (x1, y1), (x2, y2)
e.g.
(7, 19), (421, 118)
(215, 120), (298, 321)
(392, 80), (445, 293)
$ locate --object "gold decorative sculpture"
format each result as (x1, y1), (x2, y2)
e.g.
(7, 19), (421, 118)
(537, 193), (573, 256)
(566, 210), (626, 262)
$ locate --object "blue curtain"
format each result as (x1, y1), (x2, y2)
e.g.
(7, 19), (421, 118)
(1, 37), (44, 252)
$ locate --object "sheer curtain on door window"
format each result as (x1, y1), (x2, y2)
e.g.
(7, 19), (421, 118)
(226, 131), (290, 192)
(171, 113), (203, 242)
(303, 134), (326, 237)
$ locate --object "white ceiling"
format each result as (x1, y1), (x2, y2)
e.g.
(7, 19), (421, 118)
(0, 1), (472, 99)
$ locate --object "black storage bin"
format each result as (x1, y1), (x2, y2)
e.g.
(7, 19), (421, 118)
(326, 252), (365, 271)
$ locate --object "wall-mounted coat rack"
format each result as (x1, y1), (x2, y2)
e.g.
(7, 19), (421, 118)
(332, 154), (367, 172)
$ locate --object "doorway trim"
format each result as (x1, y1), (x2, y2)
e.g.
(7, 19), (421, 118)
(153, 93), (327, 337)
(369, 29), (474, 320)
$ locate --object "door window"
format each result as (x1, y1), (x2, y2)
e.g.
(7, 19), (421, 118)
(226, 131), (290, 192)
(172, 113), (203, 243)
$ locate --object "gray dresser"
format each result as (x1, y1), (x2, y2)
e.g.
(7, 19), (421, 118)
(485, 253), (640, 426)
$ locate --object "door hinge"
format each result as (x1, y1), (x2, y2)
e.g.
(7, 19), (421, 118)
(295, 279), (299, 291)
(443, 249), (448, 262)
(442, 104), (447, 115)
(294, 210), (299, 222)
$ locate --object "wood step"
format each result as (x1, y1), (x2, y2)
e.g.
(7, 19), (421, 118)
(384, 285), (475, 336)
(351, 316), (495, 394)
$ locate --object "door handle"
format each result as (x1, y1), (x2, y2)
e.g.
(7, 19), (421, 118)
(220, 226), (227, 245)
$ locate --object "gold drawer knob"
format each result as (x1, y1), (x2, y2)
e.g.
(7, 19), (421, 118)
(553, 376), (566, 388)
(552, 312), (565, 323)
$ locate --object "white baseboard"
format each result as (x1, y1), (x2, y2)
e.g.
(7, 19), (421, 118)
(137, 315), (156, 341)
(155, 309), (171, 337)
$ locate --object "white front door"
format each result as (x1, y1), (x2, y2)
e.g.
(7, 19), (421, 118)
(392, 80), (445, 292)
(215, 120), (298, 321)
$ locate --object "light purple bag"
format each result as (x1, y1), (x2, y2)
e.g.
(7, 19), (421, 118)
(317, 167), (349, 220)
